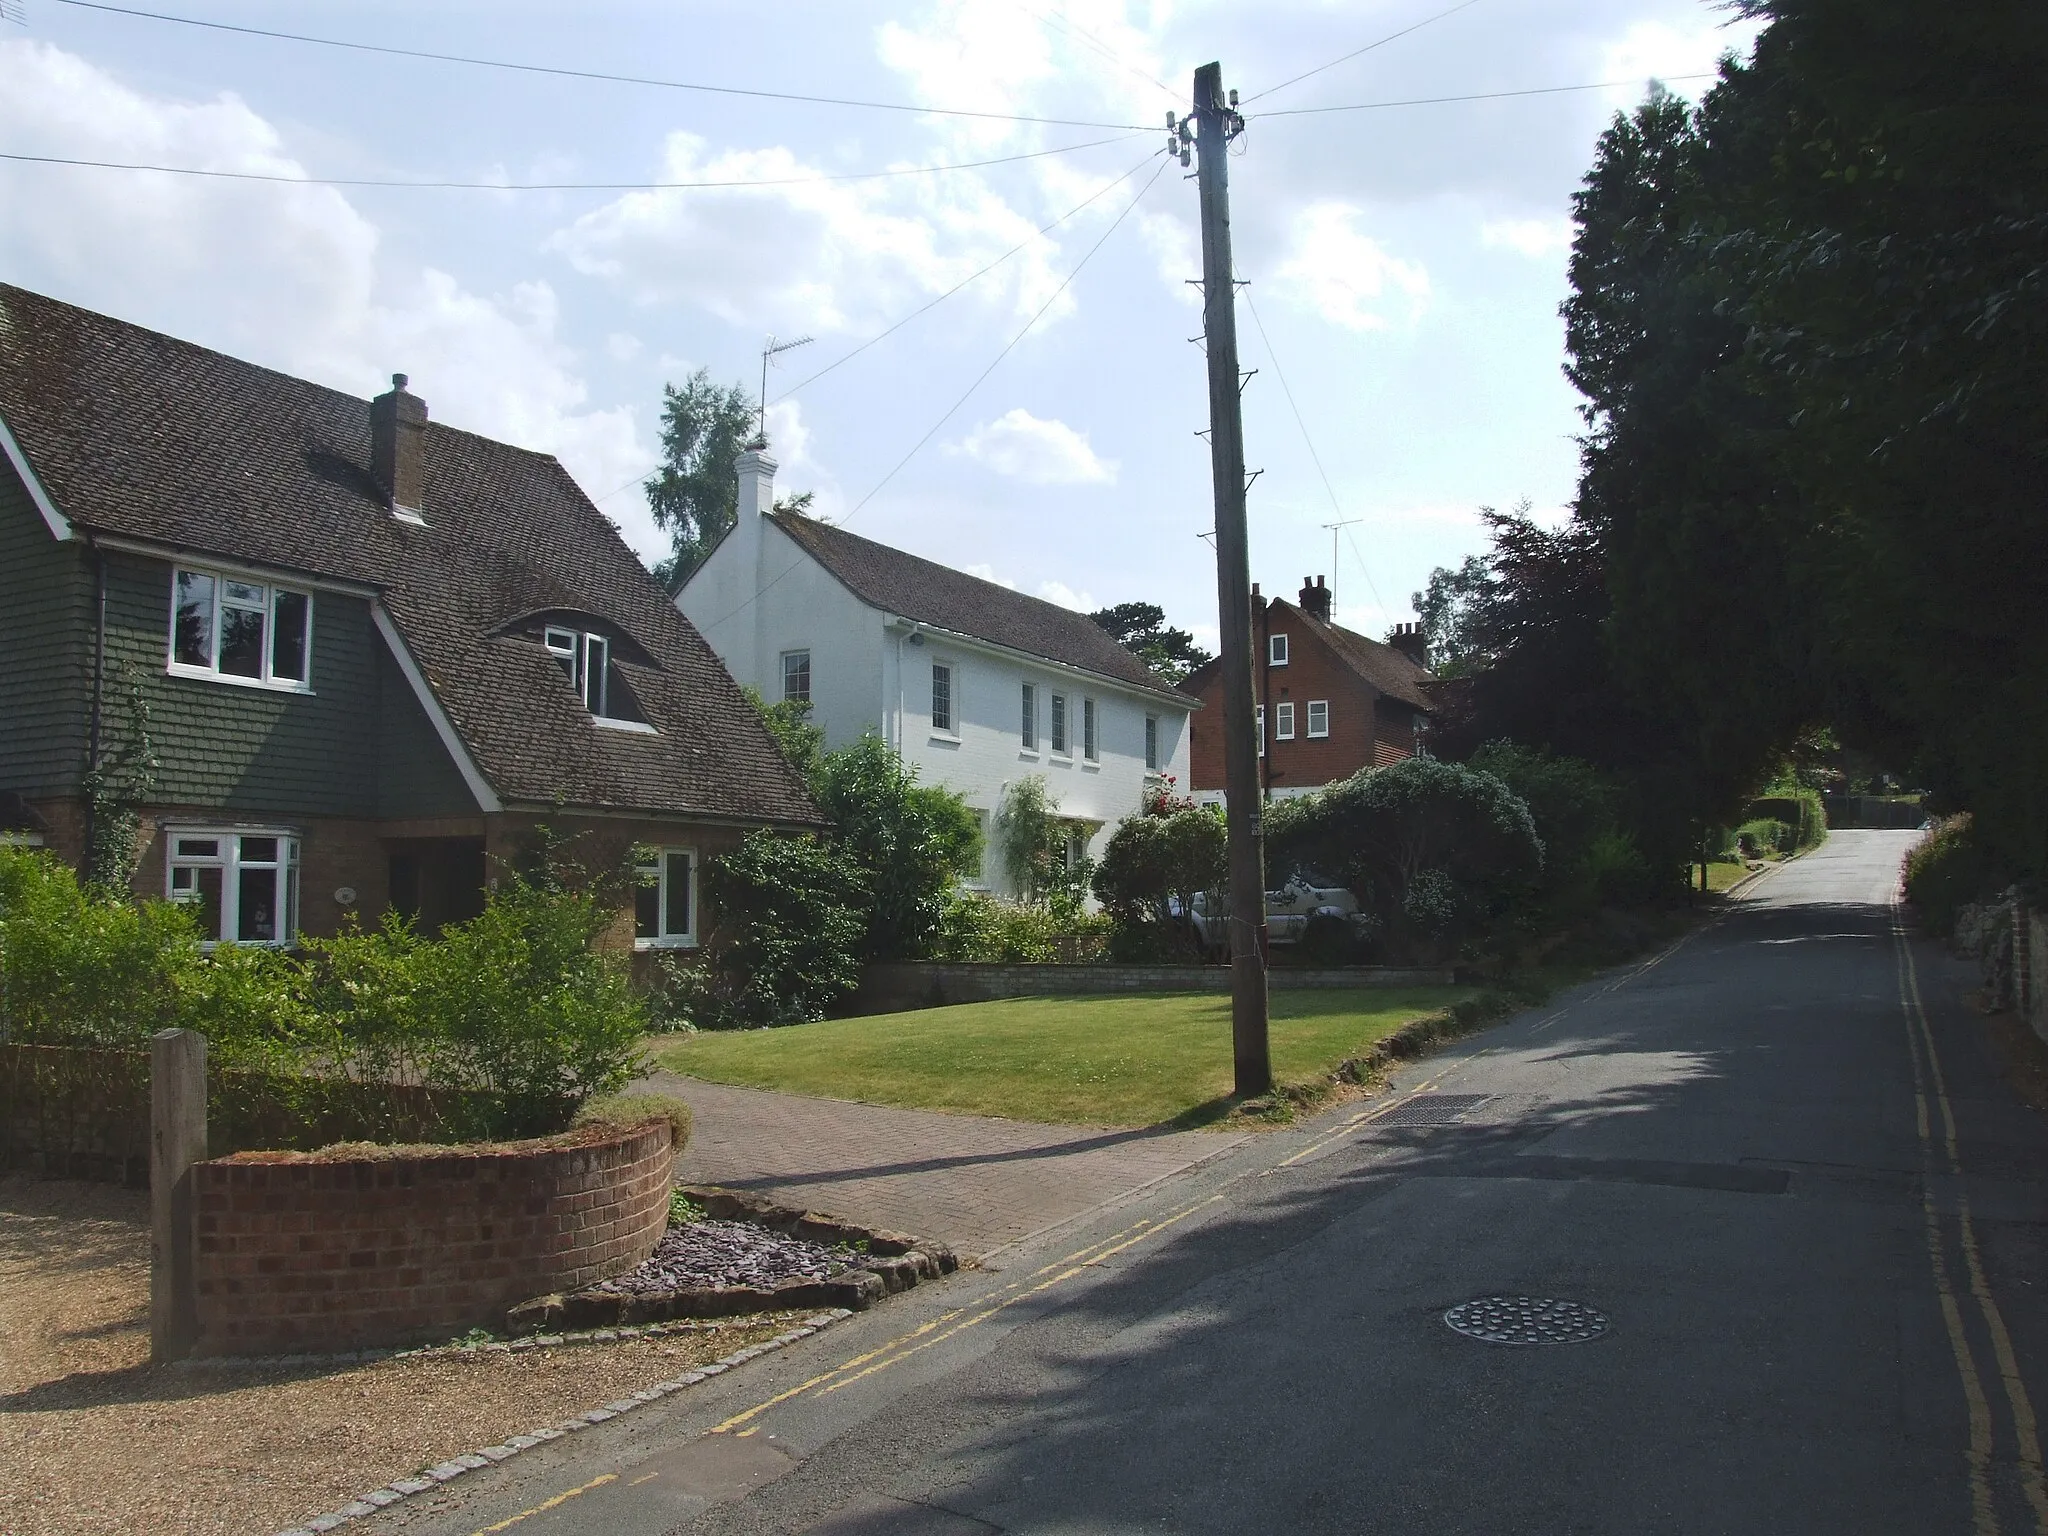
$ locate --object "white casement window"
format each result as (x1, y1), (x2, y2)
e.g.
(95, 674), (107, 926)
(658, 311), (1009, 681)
(1255, 706), (1265, 757)
(1145, 714), (1160, 771)
(545, 626), (614, 718)
(1065, 827), (1087, 871)
(1021, 683), (1037, 749)
(1082, 697), (1099, 762)
(1308, 700), (1330, 738)
(167, 830), (299, 946)
(931, 661), (954, 733)
(1268, 633), (1290, 666)
(781, 649), (811, 704)
(1050, 693), (1069, 755)
(170, 567), (312, 690)
(1276, 701), (1296, 740)
(634, 847), (697, 948)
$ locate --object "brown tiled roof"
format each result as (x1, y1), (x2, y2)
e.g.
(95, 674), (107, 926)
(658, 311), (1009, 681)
(1181, 598), (1437, 711)
(767, 512), (1195, 704)
(0, 284), (820, 826)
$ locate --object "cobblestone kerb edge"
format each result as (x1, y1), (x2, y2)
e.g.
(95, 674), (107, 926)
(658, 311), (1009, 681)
(269, 1307), (853, 1536)
(504, 1185), (961, 1334)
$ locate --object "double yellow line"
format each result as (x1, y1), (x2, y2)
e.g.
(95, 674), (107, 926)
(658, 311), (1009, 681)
(1894, 906), (2048, 1535)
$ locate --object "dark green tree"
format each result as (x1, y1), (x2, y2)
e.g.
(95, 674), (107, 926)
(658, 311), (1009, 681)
(1411, 550), (1494, 678)
(645, 369), (754, 591)
(1087, 602), (1214, 683)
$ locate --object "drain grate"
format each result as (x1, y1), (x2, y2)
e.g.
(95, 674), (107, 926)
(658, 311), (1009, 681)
(1371, 1093), (1492, 1127)
(1444, 1295), (1608, 1345)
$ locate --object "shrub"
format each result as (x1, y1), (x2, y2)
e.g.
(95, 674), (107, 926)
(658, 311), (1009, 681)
(573, 1090), (691, 1153)
(681, 831), (869, 1027)
(809, 734), (982, 960)
(1748, 789), (1826, 852)
(1905, 814), (2002, 938)
(1092, 801), (1226, 962)
(1468, 741), (1650, 916)
(932, 889), (1109, 963)
(1265, 755), (1543, 960)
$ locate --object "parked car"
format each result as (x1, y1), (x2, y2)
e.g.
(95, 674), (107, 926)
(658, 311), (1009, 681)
(1187, 875), (1371, 960)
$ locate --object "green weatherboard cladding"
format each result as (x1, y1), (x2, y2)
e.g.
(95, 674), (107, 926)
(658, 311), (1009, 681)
(0, 461), (92, 797)
(0, 469), (482, 818)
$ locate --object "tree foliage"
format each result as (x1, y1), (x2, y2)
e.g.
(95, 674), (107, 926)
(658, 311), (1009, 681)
(678, 831), (870, 1028)
(646, 369), (755, 591)
(1091, 800), (1226, 961)
(1087, 602), (1214, 683)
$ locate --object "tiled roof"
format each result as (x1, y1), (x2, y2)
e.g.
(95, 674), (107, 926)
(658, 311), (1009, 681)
(0, 284), (820, 826)
(766, 512), (1195, 704)
(1181, 598), (1437, 711)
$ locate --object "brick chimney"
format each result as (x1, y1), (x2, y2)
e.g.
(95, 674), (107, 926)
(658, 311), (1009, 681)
(370, 373), (428, 521)
(1388, 620), (1430, 670)
(1298, 574), (1331, 622)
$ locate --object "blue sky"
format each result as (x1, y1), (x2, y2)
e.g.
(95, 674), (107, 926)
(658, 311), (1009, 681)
(0, 0), (1756, 650)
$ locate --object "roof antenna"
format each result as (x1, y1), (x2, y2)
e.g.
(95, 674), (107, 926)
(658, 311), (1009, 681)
(757, 334), (814, 447)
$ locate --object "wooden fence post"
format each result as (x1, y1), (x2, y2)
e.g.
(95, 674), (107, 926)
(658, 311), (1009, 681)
(150, 1027), (207, 1362)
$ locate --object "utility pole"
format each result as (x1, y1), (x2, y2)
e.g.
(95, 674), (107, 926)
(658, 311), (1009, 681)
(1186, 61), (1271, 1097)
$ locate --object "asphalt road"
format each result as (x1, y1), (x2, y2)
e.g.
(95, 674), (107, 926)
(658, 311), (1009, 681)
(368, 831), (2048, 1536)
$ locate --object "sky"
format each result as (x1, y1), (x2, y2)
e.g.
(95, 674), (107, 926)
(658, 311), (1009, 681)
(0, 0), (1759, 652)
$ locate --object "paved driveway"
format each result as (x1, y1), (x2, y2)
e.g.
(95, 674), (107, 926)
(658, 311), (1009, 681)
(649, 1073), (1245, 1258)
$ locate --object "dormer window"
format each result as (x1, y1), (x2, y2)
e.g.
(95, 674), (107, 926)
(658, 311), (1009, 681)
(545, 625), (610, 716)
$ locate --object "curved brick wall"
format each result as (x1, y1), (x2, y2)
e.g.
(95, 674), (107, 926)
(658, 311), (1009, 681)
(191, 1119), (672, 1357)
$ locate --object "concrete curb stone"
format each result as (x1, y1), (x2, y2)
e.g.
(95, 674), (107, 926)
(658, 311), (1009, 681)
(268, 1308), (852, 1536)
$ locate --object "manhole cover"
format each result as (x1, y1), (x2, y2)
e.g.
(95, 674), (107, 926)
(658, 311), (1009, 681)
(1443, 1296), (1608, 1345)
(1372, 1093), (1492, 1127)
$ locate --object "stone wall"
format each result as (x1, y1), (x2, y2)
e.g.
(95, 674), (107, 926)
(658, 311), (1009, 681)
(852, 961), (1456, 1016)
(190, 1118), (673, 1357)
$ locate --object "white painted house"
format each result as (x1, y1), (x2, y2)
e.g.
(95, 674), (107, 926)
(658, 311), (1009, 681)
(676, 448), (1197, 892)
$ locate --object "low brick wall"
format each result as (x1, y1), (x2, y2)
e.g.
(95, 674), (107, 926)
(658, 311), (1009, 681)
(191, 1118), (673, 1357)
(851, 961), (1456, 1015)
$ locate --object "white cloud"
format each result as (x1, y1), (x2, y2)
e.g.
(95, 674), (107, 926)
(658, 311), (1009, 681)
(954, 407), (1116, 484)
(1481, 216), (1573, 260)
(0, 39), (658, 560)
(1274, 202), (1429, 333)
(604, 331), (643, 362)
(964, 562), (1020, 589)
(550, 131), (1067, 335)
(1598, 16), (1767, 110)
(1037, 579), (1095, 611)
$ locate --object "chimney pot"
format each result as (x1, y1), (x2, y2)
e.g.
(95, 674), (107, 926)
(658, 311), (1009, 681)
(370, 374), (428, 520)
(1299, 573), (1332, 622)
(1387, 621), (1430, 670)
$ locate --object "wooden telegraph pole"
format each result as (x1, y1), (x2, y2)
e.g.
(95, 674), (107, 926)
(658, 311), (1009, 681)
(1186, 62), (1271, 1096)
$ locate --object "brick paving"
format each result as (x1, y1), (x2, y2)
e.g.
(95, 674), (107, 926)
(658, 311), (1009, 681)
(647, 1073), (1246, 1259)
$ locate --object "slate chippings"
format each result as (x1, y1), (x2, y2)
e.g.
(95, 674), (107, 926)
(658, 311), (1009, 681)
(592, 1219), (854, 1295)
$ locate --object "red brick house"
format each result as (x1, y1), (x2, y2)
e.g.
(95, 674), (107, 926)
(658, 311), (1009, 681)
(1183, 576), (1436, 803)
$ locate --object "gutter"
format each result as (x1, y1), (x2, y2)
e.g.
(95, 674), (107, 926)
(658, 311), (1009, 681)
(81, 530), (106, 868)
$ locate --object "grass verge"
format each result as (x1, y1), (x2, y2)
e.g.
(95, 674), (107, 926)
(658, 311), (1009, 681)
(652, 986), (1473, 1130)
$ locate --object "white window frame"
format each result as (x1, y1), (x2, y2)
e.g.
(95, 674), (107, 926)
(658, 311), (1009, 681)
(1050, 692), (1069, 756)
(1145, 713), (1160, 771)
(1255, 706), (1265, 757)
(1082, 697), (1099, 763)
(165, 828), (300, 948)
(1020, 682), (1038, 752)
(545, 625), (621, 721)
(167, 565), (314, 693)
(633, 846), (698, 949)
(930, 660), (955, 735)
(1268, 632), (1290, 666)
(1308, 700), (1330, 738)
(780, 648), (812, 704)
(1275, 701), (1296, 740)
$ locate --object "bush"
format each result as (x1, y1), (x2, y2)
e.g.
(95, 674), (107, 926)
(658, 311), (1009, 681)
(1748, 790), (1826, 853)
(1905, 814), (2002, 938)
(1265, 756), (1544, 961)
(680, 831), (869, 1027)
(1468, 741), (1651, 916)
(1091, 802), (1226, 962)
(1735, 818), (1795, 859)
(573, 1090), (691, 1153)
(932, 889), (1109, 963)
(809, 734), (983, 960)
(1, 847), (647, 1138)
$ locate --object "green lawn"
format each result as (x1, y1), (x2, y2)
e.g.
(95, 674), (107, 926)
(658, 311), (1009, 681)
(650, 987), (1472, 1128)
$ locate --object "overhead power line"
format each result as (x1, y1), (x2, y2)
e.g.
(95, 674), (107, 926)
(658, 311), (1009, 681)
(1006, 0), (1179, 101)
(0, 133), (1141, 192)
(50, 0), (1157, 131)
(1254, 74), (1716, 118)
(1241, 0), (1485, 104)
(697, 150), (1170, 634)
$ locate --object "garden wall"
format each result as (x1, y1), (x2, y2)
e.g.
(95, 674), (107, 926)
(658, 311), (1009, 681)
(190, 1118), (673, 1357)
(852, 961), (1456, 1016)
(0, 1043), (507, 1186)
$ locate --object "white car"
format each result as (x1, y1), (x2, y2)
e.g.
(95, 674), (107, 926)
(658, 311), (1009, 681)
(1187, 876), (1371, 958)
